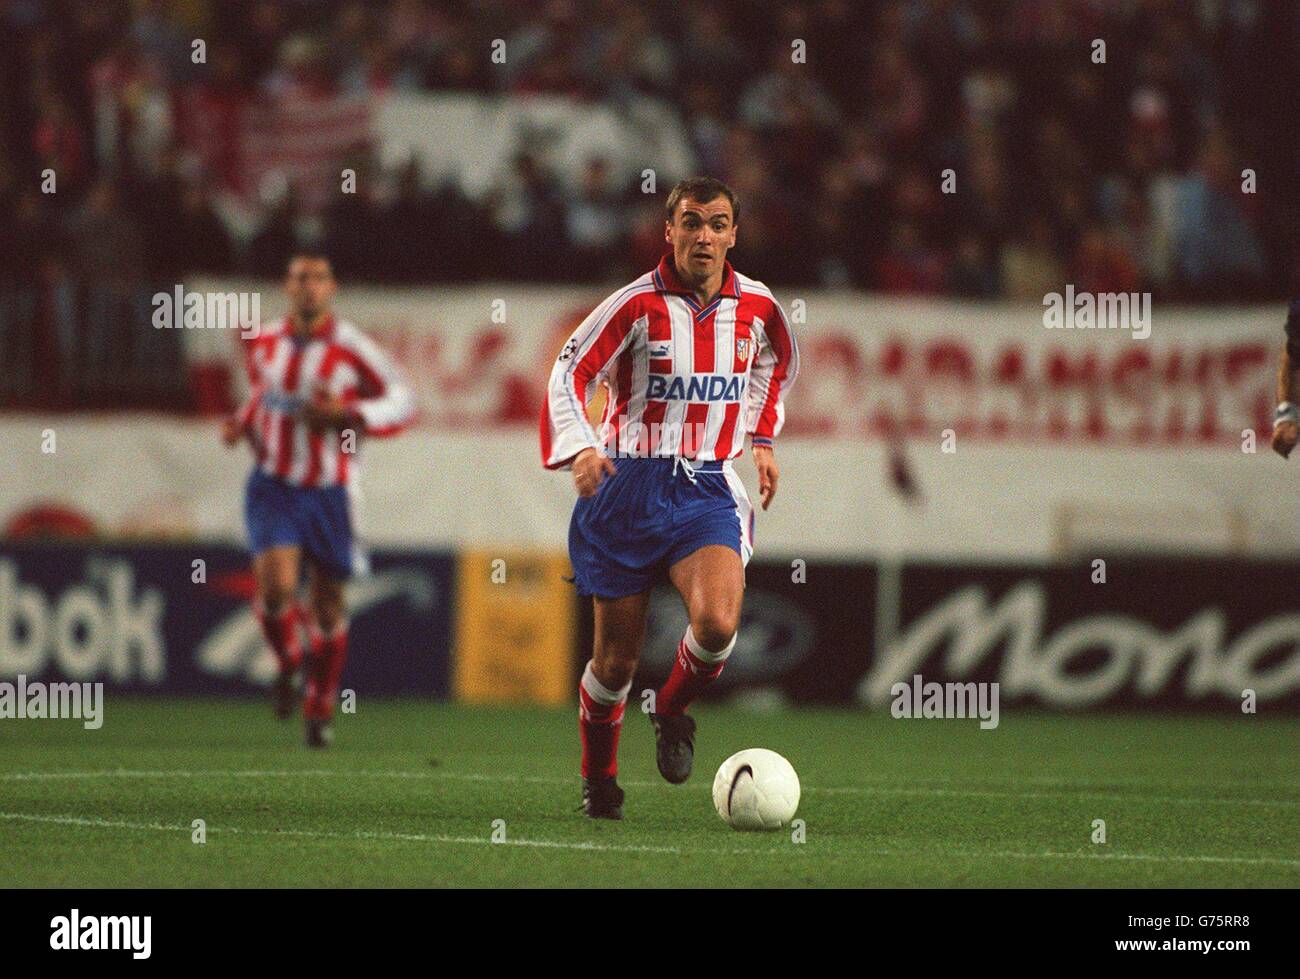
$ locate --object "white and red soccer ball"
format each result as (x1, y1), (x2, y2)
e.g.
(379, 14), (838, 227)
(712, 748), (801, 831)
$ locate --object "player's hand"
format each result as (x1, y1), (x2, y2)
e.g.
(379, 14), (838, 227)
(1273, 420), (1298, 458)
(303, 393), (357, 431)
(753, 445), (778, 510)
(221, 417), (243, 447)
(572, 447), (615, 497)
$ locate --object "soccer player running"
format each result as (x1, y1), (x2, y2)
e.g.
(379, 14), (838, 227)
(223, 254), (415, 747)
(1271, 299), (1299, 459)
(541, 177), (798, 819)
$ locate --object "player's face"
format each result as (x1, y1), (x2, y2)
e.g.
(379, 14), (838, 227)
(284, 258), (336, 318)
(666, 197), (737, 282)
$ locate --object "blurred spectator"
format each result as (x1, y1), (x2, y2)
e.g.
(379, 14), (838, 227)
(88, 35), (174, 179)
(876, 222), (947, 295)
(565, 158), (626, 282)
(1071, 225), (1140, 295)
(581, 4), (677, 102)
(947, 235), (1001, 298)
(377, 158), (441, 282)
(1002, 216), (1067, 301)
(0, 189), (53, 399)
(31, 94), (89, 193)
(490, 152), (568, 281)
(739, 48), (842, 135)
(62, 180), (152, 395)
(170, 182), (236, 275)
(1170, 127), (1267, 297)
(250, 181), (315, 277)
(678, 5), (748, 101)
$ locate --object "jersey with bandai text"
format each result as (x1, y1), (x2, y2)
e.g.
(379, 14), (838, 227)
(236, 315), (415, 488)
(541, 255), (798, 468)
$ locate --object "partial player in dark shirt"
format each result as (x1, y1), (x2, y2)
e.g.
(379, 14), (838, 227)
(1272, 300), (1300, 458)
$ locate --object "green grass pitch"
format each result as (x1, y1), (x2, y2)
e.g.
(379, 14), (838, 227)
(1, 699), (1296, 887)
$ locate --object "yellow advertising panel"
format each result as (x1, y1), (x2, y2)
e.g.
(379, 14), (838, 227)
(453, 549), (575, 705)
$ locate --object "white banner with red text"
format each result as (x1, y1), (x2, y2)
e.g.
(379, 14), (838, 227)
(183, 281), (1284, 448)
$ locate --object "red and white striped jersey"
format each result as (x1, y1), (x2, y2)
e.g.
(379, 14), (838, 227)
(235, 315), (415, 488)
(541, 255), (798, 469)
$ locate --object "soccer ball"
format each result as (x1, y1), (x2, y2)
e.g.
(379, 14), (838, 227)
(712, 748), (801, 831)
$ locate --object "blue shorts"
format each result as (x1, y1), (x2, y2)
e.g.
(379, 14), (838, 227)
(568, 457), (754, 599)
(244, 469), (362, 580)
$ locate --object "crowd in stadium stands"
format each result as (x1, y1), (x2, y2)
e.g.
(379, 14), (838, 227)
(0, 0), (1291, 405)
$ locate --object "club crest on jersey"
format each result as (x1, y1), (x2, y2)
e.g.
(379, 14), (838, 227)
(735, 337), (751, 361)
(647, 373), (743, 402)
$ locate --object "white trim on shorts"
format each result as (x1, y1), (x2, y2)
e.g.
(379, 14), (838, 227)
(721, 460), (754, 566)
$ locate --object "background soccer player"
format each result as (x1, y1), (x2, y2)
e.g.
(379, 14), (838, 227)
(223, 254), (415, 747)
(1271, 300), (1299, 459)
(541, 177), (798, 818)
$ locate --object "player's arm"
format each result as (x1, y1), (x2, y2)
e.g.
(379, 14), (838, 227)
(745, 297), (799, 509)
(1271, 300), (1300, 459)
(306, 331), (417, 437)
(223, 383), (263, 446)
(223, 337), (269, 446)
(541, 290), (641, 493)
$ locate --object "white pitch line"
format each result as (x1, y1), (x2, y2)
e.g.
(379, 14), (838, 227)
(987, 848), (1299, 868)
(0, 811), (1295, 868)
(985, 774), (1300, 790)
(803, 784), (1300, 808)
(0, 811), (688, 855)
(2, 768), (1296, 808)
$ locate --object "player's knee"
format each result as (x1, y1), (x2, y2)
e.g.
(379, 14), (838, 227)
(691, 607), (739, 653)
(602, 661), (636, 692)
(592, 645), (638, 691)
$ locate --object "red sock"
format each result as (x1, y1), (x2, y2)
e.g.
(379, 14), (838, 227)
(655, 627), (734, 716)
(305, 622), (348, 721)
(255, 603), (302, 674)
(578, 661), (629, 780)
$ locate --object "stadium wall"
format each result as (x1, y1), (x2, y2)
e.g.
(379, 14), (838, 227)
(0, 419), (1296, 559)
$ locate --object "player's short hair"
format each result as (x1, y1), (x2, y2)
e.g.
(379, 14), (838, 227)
(286, 252), (334, 275)
(665, 177), (739, 225)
